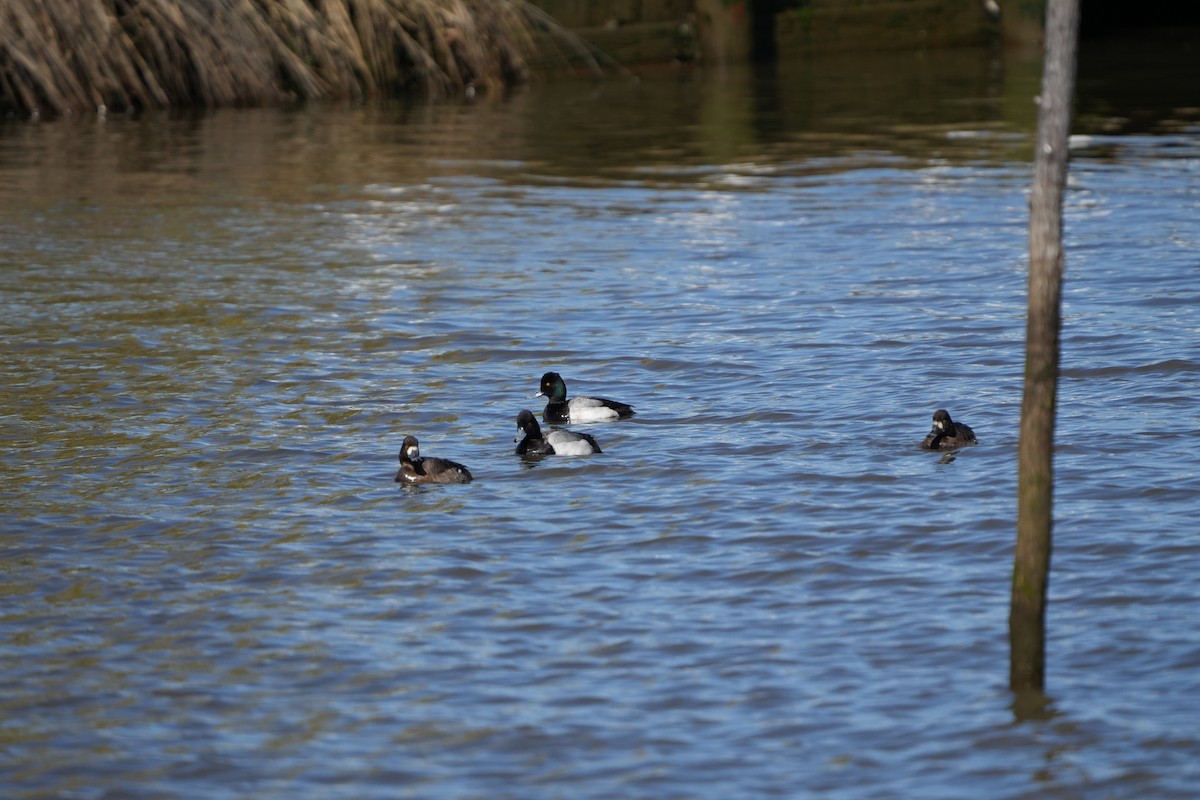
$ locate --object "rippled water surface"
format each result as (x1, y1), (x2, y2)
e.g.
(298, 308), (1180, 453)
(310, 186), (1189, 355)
(2, 42), (1199, 798)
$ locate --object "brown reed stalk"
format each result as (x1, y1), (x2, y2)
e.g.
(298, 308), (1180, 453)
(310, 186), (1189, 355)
(0, 0), (562, 116)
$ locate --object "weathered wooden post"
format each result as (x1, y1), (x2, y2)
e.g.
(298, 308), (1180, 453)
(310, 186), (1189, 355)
(1010, 0), (1081, 694)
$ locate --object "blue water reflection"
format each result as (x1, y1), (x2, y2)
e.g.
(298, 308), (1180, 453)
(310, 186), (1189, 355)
(2, 47), (1199, 799)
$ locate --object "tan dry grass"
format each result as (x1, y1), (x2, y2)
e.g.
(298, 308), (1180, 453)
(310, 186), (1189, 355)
(0, 0), (562, 116)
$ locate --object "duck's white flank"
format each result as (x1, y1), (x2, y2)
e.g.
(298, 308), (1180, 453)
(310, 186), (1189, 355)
(567, 397), (621, 422)
(546, 431), (599, 456)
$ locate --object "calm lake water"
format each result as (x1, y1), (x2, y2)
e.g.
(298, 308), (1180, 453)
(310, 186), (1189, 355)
(2, 38), (1199, 798)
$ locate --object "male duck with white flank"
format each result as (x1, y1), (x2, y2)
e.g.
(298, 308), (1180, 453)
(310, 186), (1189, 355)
(395, 435), (473, 484)
(536, 371), (634, 424)
(921, 409), (977, 450)
(515, 410), (602, 456)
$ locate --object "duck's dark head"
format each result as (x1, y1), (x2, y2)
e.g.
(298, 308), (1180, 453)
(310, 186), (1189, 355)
(515, 409), (543, 440)
(924, 410), (955, 448)
(536, 372), (567, 402)
(399, 435), (420, 463)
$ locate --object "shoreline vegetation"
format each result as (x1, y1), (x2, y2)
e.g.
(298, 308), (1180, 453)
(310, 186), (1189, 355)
(1, 0), (599, 117)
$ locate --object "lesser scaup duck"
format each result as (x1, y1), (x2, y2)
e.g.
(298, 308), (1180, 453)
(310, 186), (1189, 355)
(515, 409), (602, 456)
(536, 371), (634, 424)
(921, 409), (977, 450)
(395, 435), (473, 484)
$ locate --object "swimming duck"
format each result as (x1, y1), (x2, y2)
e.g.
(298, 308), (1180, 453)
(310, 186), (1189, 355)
(515, 409), (602, 456)
(536, 371), (634, 424)
(921, 409), (977, 450)
(395, 435), (473, 484)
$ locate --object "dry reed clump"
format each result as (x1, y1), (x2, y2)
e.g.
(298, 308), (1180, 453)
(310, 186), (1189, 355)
(0, 0), (555, 116)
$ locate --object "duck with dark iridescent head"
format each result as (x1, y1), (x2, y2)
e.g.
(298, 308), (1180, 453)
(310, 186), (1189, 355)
(514, 410), (602, 456)
(536, 371), (634, 424)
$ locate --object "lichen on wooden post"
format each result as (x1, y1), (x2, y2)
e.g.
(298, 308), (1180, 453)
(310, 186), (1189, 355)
(1010, 0), (1081, 694)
